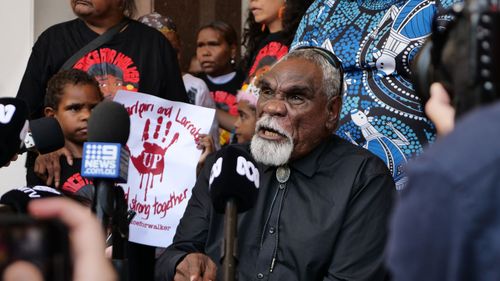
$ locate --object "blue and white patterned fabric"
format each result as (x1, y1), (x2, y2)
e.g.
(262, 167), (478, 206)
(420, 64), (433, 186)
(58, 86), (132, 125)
(292, 0), (458, 190)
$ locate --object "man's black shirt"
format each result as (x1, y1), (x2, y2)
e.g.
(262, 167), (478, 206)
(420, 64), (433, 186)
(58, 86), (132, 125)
(156, 135), (395, 281)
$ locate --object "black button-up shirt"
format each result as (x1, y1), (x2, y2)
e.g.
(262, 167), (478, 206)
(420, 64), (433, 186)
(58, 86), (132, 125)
(156, 135), (395, 281)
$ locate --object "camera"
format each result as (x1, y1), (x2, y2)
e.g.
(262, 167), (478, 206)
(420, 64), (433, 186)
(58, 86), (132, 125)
(0, 215), (72, 281)
(413, 0), (500, 117)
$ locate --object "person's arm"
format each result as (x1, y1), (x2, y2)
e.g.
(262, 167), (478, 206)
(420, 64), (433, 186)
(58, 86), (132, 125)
(28, 198), (117, 281)
(155, 153), (217, 281)
(324, 160), (395, 281)
(16, 33), (54, 118)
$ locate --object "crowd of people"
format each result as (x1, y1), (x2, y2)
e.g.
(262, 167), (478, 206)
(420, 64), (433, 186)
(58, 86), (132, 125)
(2, 0), (499, 280)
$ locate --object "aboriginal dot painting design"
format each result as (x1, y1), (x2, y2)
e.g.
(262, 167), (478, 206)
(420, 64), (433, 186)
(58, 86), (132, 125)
(292, 0), (458, 190)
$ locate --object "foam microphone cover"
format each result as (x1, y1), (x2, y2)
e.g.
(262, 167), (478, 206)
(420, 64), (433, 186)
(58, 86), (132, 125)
(0, 98), (28, 167)
(209, 145), (260, 214)
(0, 186), (62, 213)
(88, 101), (130, 144)
(29, 117), (65, 154)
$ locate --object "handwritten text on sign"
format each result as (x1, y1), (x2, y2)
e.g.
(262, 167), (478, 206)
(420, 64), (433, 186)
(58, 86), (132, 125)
(114, 90), (215, 247)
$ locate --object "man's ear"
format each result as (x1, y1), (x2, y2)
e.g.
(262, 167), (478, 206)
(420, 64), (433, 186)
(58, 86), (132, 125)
(325, 96), (341, 131)
(44, 107), (56, 117)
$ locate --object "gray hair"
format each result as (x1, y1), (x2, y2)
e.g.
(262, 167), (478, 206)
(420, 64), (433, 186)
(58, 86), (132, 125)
(275, 48), (343, 100)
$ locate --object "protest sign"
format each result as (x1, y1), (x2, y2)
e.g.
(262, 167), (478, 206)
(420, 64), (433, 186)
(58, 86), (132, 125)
(114, 90), (215, 247)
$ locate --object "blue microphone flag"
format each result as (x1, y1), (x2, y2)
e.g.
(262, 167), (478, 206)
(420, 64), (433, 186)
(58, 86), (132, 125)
(81, 142), (129, 182)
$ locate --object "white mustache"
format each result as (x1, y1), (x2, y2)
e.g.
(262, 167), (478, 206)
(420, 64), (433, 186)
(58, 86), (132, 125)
(255, 115), (292, 140)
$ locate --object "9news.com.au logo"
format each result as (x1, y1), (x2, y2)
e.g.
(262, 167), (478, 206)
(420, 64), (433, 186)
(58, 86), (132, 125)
(81, 142), (121, 178)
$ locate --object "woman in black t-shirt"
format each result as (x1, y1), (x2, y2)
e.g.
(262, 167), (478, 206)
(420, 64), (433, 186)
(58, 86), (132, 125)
(196, 21), (244, 146)
(241, 0), (314, 88)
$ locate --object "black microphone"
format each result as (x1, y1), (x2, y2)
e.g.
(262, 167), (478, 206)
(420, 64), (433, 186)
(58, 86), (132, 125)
(0, 97), (28, 167)
(208, 145), (260, 281)
(82, 100), (130, 212)
(21, 117), (65, 154)
(81, 101), (130, 264)
(0, 98), (64, 167)
(0, 186), (63, 213)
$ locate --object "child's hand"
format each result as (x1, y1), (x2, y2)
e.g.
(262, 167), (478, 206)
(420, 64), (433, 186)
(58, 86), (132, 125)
(34, 147), (73, 188)
(196, 134), (215, 176)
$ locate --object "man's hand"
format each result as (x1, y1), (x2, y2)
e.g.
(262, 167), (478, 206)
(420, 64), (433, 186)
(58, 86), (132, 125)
(425, 83), (455, 136)
(34, 147), (73, 187)
(174, 253), (217, 281)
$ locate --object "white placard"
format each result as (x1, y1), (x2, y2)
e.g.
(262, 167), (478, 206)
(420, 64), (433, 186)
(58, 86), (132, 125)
(114, 90), (215, 247)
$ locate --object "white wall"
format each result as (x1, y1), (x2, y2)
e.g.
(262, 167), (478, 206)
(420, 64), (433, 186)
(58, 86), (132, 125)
(0, 1), (33, 98)
(0, 1), (34, 194)
(32, 0), (154, 37)
(241, 0), (248, 31)
(0, 1), (76, 194)
(34, 0), (75, 39)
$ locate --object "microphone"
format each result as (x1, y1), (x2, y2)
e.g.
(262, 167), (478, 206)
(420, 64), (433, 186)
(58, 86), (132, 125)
(0, 186), (62, 213)
(81, 101), (130, 262)
(208, 145), (260, 281)
(0, 97), (28, 167)
(0, 98), (64, 167)
(81, 100), (130, 209)
(21, 117), (65, 154)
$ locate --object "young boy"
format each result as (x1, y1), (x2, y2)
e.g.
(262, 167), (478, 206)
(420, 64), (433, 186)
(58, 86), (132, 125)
(195, 90), (257, 175)
(27, 69), (103, 202)
(234, 90), (257, 144)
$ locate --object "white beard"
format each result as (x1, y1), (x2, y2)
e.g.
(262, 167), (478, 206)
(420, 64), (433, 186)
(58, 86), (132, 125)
(250, 115), (293, 166)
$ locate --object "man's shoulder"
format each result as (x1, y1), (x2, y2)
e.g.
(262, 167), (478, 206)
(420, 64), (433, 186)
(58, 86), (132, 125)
(290, 135), (394, 191)
(325, 135), (389, 171)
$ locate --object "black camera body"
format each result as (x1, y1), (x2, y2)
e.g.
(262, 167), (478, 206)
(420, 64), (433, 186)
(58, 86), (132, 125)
(413, 0), (500, 117)
(0, 216), (72, 281)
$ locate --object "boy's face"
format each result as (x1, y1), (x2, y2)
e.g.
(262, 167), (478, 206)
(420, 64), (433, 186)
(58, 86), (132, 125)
(46, 84), (102, 145)
(234, 100), (257, 144)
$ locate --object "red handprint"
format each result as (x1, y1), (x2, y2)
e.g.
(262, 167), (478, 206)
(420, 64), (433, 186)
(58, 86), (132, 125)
(131, 116), (179, 200)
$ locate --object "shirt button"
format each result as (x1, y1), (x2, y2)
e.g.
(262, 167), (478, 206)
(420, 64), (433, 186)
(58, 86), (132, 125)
(269, 226), (276, 234)
(257, 273), (264, 279)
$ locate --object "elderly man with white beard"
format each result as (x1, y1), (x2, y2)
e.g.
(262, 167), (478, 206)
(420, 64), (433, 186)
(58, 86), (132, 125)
(155, 47), (395, 281)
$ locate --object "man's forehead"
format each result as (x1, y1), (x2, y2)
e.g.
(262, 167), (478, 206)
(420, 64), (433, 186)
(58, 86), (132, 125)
(259, 58), (320, 88)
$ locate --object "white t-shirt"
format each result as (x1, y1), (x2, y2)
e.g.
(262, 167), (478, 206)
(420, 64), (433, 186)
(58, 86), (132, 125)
(183, 73), (220, 150)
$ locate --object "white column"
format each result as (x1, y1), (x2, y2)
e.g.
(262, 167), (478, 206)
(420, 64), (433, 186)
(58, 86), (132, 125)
(0, 0), (34, 193)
